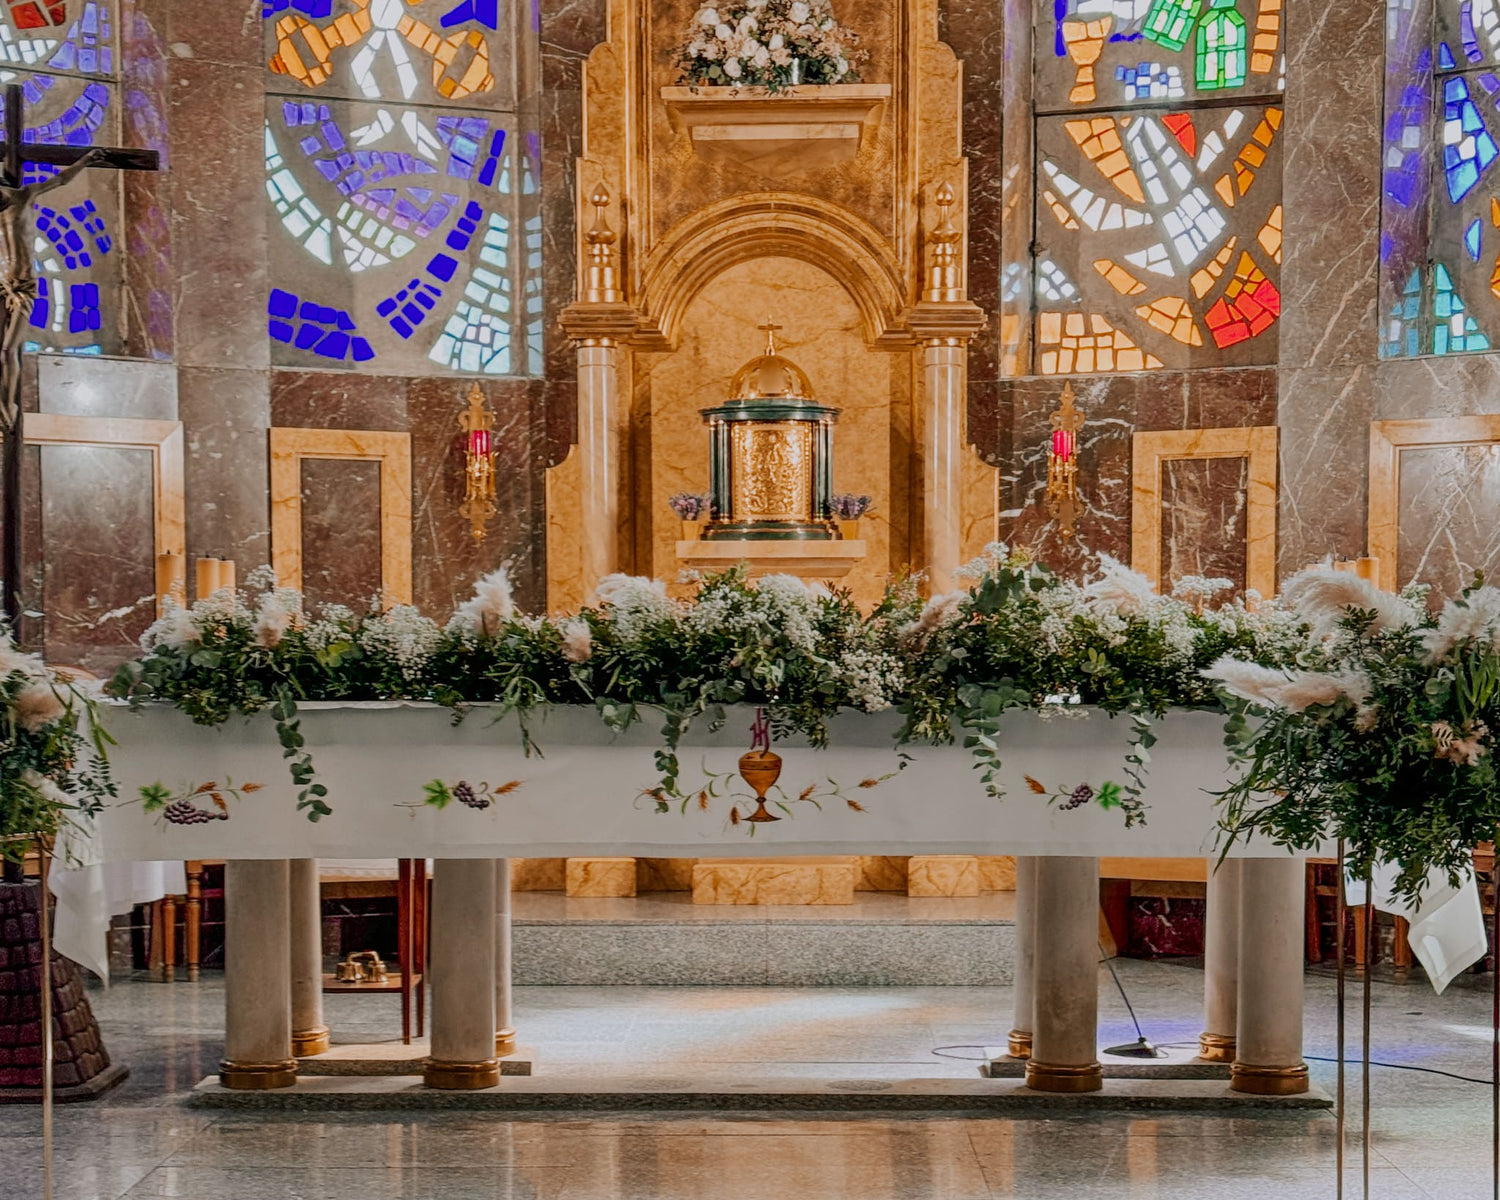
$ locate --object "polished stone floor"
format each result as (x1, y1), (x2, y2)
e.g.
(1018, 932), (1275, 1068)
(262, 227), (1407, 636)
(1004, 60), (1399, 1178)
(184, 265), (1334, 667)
(1, 958), (1496, 1198)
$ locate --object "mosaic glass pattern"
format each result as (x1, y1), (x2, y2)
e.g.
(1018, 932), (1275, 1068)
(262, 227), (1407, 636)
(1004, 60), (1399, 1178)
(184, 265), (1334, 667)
(1036, 0), (1280, 112)
(1379, 1), (1500, 358)
(1033, 102), (1283, 372)
(0, 1), (123, 357)
(263, 0), (540, 375)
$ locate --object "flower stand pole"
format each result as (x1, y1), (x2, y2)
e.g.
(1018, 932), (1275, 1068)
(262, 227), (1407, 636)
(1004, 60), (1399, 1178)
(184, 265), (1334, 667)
(1230, 857), (1309, 1095)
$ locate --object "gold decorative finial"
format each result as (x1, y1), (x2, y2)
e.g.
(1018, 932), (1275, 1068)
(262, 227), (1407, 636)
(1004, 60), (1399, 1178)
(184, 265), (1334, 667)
(924, 182), (963, 303)
(583, 182), (621, 304)
(1045, 383), (1084, 538)
(757, 317), (783, 355)
(458, 382), (497, 543)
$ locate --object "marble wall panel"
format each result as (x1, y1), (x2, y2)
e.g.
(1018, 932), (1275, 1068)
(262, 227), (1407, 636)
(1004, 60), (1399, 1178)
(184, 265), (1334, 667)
(176, 366), (271, 571)
(39, 445), (157, 673)
(298, 458), (384, 613)
(1159, 457), (1249, 597)
(1395, 444), (1500, 600)
(999, 369), (1275, 578)
(639, 255), (907, 606)
(37, 356), (177, 422)
(1375, 356), (1500, 422)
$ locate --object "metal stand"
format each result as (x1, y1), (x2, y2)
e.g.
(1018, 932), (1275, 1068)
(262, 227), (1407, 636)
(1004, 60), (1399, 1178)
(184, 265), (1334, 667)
(36, 839), (53, 1200)
(1362, 867), (1374, 1200)
(1336, 842), (1346, 1200)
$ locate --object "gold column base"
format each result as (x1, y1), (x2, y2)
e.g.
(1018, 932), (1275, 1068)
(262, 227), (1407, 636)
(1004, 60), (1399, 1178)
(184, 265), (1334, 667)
(424, 1058), (501, 1090)
(495, 1028), (517, 1057)
(1024, 1059), (1103, 1093)
(218, 1058), (297, 1090)
(1006, 1029), (1032, 1060)
(1230, 1061), (1309, 1095)
(1197, 1031), (1235, 1063)
(293, 1027), (331, 1057)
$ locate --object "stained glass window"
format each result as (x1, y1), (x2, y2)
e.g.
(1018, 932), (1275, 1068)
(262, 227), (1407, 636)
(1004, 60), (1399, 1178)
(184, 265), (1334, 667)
(1381, 0), (1500, 358)
(1029, 0), (1283, 374)
(0, 1), (123, 357)
(263, 0), (542, 376)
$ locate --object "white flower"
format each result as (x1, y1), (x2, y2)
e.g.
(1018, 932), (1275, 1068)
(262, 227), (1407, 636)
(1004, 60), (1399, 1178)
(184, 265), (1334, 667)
(596, 574), (677, 643)
(835, 648), (905, 713)
(1171, 575), (1235, 603)
(789, 1), (809, 22)
(1084, 553), (1158, 616)
(140, 603), (200, 653)
(0, 629), (46, 680)
(1201, 655), (1371, 713)
(20, 768), (69, 808)
(450, 567), (518, 637)
(723, 55), (742, 77)
(737, 14), (757, 35)
(768, 31), (783, 48)
(834, 54), (847, 73)
(14, 680), (66, 730)
(696, 5), (719, 24)
(752, 44), (771, 66)
(1280, 566), (1418, 641)
(900, 591), (965, 647)
(559, 618), (593, 664)
(361, 606), (442, 682)
(715, 21), (732, 37)
(253, 591), (300, 649)
(1422, 586), (1500, 662)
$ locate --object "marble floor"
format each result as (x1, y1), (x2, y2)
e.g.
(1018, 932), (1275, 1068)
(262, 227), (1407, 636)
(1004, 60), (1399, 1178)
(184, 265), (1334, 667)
(1, 959), (1497, 1198)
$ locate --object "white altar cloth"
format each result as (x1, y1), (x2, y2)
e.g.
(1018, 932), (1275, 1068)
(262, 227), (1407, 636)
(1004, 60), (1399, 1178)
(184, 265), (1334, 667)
(57, 701), (1300, 862)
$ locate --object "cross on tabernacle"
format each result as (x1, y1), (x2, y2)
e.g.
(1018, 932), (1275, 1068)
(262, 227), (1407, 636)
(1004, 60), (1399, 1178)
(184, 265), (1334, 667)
(0, 80), (161, 630)
(757, 317), (783, 355)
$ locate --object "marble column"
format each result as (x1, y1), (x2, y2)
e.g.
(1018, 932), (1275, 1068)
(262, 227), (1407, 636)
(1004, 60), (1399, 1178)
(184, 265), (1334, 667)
(1200, 858), (1241, 1062)
(921, 341), (966, 593)
(425, 859), (499, 1089)
(1007, 855), (1037, 1058)
(495, 859), (516, 1056)
(1232, 856), (1309, 1095)
(576, 341), (623, 592)
(1024, 856), (1102, 1093)
(288, 858), (329, 1058)
(220, 859), (295, 1089)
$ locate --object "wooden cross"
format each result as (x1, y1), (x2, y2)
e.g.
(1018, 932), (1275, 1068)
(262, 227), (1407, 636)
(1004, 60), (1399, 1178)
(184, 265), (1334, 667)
(1, 80), (162, 631)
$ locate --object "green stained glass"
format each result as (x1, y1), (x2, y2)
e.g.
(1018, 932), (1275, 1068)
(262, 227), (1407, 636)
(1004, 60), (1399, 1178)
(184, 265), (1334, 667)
(1196, 0), (1248, 90)
(1143, 0), (1201, 53)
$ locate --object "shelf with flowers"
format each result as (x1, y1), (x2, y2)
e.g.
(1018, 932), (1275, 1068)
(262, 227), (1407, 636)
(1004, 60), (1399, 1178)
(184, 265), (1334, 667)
(662, 0), (887, 178)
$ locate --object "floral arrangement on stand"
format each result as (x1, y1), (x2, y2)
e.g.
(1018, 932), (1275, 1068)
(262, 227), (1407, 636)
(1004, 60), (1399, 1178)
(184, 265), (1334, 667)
(829, 493), (874, 521)
(668, 492), (713, 522)
(674, 0), (867, 90)
(1206, 567), (1500, 902)
(108, 551), (1310, 830)
(0, 629), (113, 861)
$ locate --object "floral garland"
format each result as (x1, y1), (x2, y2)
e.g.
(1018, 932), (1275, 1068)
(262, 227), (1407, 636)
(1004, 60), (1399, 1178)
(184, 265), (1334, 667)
(1207, 568), (1500, 903)
(0, 628), (114, 861)
(109, 552), (1308, 829)
(674, 0), (866, 91)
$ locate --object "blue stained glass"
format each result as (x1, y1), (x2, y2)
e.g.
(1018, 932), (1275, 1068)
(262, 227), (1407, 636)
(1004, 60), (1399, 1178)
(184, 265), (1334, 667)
(267, 288), (374, 362)
(1433, 263), (1491, 352)
(1462, 0), (1484, 61)
(68, 283), (100, 333)
(1053, 0), (1067, 57)
(1440, 41), (1458, 69)
(262, 0), (333, 16)
(1443, 76), (1498, 201)
(440, 0), (500, 30)
(1466, 218), (1483, 259)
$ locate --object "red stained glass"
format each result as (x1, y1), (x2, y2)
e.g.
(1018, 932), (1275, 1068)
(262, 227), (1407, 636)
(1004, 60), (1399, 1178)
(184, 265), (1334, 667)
(8, 1), (49, 29)
(1162, 111), (1197, 156)
(45, 0), (65, 21)
(1205, 262), (1281, 348)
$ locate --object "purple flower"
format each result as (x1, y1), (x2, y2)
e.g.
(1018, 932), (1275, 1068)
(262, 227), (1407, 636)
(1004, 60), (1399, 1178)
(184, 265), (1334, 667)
(668, 492), (711, 521)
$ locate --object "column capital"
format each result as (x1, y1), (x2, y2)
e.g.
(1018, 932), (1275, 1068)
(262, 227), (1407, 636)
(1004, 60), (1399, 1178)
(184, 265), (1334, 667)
(903, 300), (987, 345)
(559, 301), (641, 346)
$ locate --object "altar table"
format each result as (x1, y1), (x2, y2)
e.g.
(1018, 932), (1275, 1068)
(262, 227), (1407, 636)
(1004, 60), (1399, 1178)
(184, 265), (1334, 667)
(55, 701), (1313, 1097)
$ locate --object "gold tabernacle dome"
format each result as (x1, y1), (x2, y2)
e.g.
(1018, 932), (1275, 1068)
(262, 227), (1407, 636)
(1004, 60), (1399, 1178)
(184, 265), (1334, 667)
(728, 320), (815, 402)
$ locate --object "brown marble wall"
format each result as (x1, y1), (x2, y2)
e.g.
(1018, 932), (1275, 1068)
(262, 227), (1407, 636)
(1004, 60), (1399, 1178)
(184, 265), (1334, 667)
(298, 459), (384, 613)
(1160, 457), (1250, 596)
(1395, 444), (1500, 600)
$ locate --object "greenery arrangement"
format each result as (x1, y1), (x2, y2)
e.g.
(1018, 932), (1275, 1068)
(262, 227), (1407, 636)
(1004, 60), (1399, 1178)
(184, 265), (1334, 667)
(674, 0), (866, 91)
(106, 551), (1309, 828)
(1207, 567), (1500, 903)
(0, 628), (114, 862)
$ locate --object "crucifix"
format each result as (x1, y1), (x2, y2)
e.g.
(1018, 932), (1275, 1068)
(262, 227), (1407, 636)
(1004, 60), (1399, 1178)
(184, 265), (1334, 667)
(0, 80), (160, 634)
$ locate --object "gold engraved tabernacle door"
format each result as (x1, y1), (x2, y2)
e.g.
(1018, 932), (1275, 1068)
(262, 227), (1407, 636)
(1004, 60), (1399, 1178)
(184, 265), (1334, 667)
(731, 422), (814, 523)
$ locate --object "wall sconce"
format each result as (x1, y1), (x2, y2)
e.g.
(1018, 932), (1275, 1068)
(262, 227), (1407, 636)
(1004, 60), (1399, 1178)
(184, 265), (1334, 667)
(458, 382), (497, 543)
(1045, 382), (1084, 538)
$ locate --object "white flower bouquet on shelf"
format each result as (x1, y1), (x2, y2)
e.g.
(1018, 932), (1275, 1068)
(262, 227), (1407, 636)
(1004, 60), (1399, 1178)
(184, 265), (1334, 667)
(674, 0), (867, 91)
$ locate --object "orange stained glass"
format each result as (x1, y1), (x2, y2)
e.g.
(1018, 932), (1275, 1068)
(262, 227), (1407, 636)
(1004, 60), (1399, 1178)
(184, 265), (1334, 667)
(1135, 296), (1203, 346)
(1061, 17), (1112, 104)
(1038, 310), (1164, 374)
(1257, 205), (1283, 263)
(1094, 258), (1147, 295)
(1251, 0), (1281, 74)
(1492, 198), (1500, 300)
(1203, 252), (1281, 348)
(1065, 118), (1147, 203)
(1191, 237), (1238, 298)
(1162, 111), (1197, 156)
(1214, 108), (1282, 206)
(1043, 189), (1081, 230)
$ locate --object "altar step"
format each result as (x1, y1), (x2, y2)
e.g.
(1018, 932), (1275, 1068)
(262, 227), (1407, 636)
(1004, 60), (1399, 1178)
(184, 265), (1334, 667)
(189, 1074), (1331, 1113)
(510, 891), (1016, 987)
